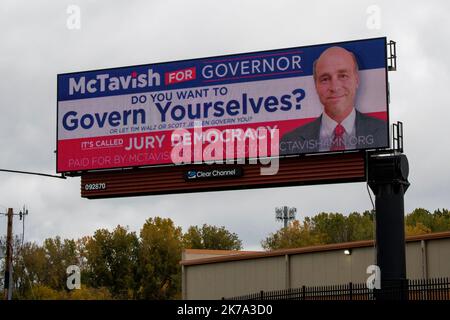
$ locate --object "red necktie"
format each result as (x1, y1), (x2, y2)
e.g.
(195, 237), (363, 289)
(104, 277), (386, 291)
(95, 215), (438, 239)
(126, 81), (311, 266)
(330, 124), (346, 151)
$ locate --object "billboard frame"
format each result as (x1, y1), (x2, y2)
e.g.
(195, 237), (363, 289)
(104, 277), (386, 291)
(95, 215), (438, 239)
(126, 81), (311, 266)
(56, 36), (390, 175)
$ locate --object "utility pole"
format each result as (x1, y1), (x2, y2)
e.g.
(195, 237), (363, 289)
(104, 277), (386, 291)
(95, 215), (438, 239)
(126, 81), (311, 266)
(3, 208), (13, 300)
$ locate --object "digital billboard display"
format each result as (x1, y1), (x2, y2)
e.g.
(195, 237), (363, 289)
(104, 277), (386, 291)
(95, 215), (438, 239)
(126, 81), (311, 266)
(57, 37), (389, 173)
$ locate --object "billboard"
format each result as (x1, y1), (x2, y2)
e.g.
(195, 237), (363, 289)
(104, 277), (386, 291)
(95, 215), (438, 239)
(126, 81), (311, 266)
(57, 37), (389, 173)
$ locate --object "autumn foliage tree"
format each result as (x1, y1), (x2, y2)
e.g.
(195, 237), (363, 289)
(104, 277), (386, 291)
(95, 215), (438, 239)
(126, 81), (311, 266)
(137, 217), (183, 299)
(262, 211), (375, 250)
(8, 236), (81, 299)
(406, 208), (450, 232)
(261, 220), (325, 250)
(183, 224), (243, 250)
(83, 226), (139, 299)
(262, 208), (450, 250)
(3, 208), (450, 299)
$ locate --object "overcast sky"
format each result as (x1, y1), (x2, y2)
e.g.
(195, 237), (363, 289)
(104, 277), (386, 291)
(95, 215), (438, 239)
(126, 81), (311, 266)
(0, 0), (449, 251)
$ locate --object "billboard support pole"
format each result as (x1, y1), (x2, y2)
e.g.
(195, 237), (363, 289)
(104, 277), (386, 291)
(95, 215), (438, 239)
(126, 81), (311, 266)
(368, 153), (409, 300)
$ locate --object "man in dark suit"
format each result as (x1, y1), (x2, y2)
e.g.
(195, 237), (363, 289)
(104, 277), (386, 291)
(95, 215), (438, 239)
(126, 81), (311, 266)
(280, 46), (387, 155)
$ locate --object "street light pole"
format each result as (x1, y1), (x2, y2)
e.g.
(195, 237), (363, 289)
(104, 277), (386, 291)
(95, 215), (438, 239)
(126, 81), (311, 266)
(275, 206), (297, 228)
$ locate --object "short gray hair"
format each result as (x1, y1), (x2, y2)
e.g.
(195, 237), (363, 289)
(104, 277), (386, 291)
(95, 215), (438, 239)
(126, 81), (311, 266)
(313, 47), (359, 81)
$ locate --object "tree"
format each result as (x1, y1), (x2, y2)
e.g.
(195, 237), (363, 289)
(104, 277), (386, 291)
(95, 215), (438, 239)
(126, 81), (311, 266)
(261, 211), (375, 250)
(12, 240), (47, 299)
(261, 219), (326, 250)
(311, 212), (349, 243)
(406, 208), (433, 230)
(183, 224), (243, 250)
(83, 225), (139, 299)
(405, 208), (450, 233)
(67, 285), (112, 300)
(138, 217), (183, 300)
(431, 209), (450, 232)
(27, 285), (65, 300)
(42, 236), (79, 291)
(345, 211), (375, 241)
(405, 222), (431, 236)
(9, 235), (80, 299)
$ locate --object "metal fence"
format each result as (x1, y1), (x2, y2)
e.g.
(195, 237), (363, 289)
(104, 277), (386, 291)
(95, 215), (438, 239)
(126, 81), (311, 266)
(223, 278), (450, 300)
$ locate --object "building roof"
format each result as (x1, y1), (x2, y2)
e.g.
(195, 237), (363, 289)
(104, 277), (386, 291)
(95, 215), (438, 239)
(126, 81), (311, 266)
(180, 231), (450, 266)
(182, 248), (260, 261)
(183, 248), (259, 255)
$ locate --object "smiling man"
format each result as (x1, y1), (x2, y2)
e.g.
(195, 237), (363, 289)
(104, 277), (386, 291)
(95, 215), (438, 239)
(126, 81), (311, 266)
(280, 46), (387, 155)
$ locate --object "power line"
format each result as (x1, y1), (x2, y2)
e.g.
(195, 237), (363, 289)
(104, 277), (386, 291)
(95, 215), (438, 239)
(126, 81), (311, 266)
(0, 169), (65, 179)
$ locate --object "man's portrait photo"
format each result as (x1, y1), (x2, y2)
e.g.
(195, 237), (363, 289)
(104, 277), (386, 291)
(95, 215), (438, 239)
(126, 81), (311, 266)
(280, 46), (388, 155)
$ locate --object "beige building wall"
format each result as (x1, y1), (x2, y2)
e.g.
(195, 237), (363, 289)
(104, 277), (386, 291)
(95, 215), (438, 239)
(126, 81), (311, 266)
(405, 241), (424, 279)
(185, 256), (285, 300)
(290, 246), (374, 287)
(182, 233), (450, 300)
(427, 238), (450, 278)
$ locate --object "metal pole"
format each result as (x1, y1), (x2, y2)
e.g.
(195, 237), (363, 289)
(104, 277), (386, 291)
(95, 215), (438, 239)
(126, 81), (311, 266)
(368, 154), (409, 300)
(3, 208), (13, 300)
(283, 206), (288, 229)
